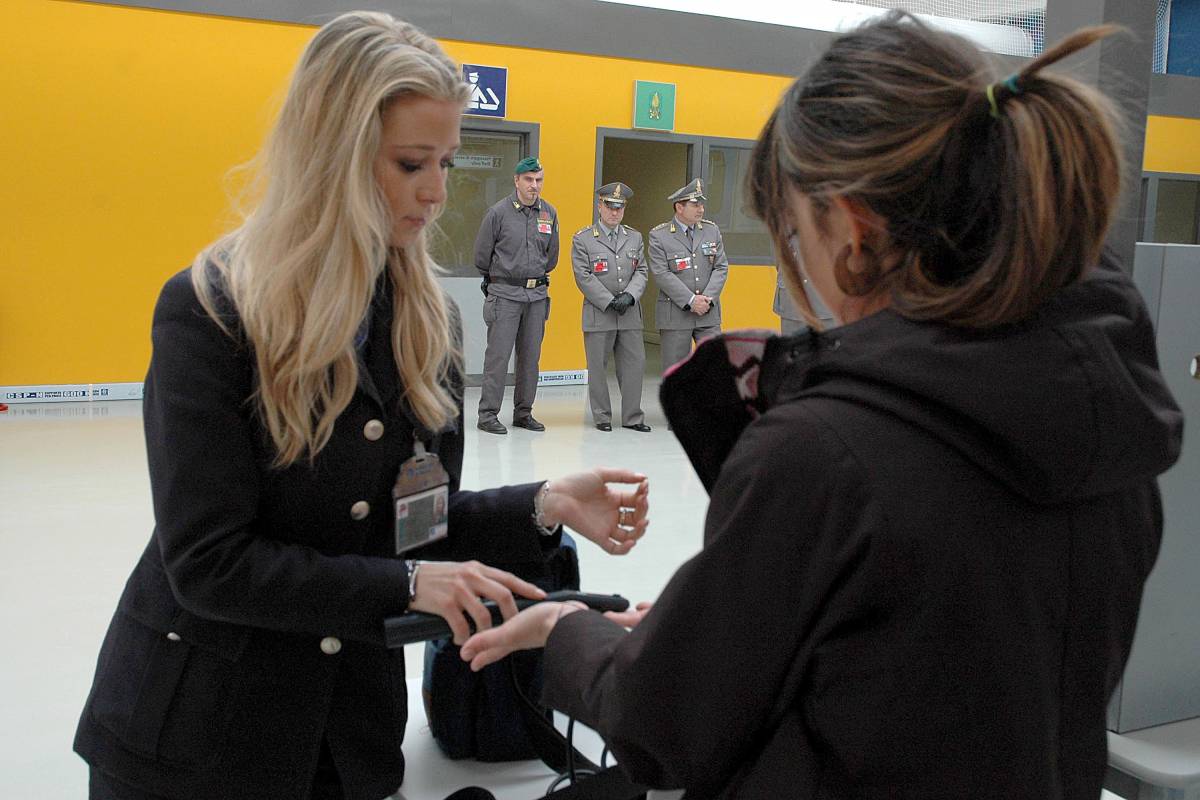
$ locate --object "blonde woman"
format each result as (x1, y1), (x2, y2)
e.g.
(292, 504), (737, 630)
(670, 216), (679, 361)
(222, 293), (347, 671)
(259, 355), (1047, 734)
(73, 12), (647, 800)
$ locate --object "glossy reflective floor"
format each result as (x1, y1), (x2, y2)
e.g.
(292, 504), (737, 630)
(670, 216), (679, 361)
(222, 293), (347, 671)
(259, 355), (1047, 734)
(0, 371), (710, 799)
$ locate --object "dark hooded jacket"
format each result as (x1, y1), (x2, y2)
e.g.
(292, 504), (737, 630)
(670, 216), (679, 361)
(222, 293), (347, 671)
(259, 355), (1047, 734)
(542, 259), (1183, 799)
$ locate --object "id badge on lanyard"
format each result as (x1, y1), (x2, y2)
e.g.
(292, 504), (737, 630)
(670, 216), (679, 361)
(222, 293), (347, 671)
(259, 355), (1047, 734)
(393, 436), (450, 554)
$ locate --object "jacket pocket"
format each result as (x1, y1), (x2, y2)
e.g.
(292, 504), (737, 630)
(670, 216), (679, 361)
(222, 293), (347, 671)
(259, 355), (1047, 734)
(656, 294), (675, 326)
(90, 605), (249, 767)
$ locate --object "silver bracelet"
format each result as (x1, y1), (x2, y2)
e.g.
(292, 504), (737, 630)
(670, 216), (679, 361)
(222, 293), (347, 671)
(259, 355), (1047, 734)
(532, 481), (561, 536)
(405, 560), (422, 602)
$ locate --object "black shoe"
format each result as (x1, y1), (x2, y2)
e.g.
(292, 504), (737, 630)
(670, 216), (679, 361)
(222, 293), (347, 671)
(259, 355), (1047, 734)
(623, 423), (652, 433)
(477, 419), (507, 435)
(596, 422), (612, 432)
(512, 416), (545, 432)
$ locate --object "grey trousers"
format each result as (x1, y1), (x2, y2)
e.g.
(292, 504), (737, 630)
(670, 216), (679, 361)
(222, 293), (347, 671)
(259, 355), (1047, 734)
(584, 328), (645, 426)
(479, 295), (548, 422)
(781, 317), (809, 336)
(659, 326), (719, 374)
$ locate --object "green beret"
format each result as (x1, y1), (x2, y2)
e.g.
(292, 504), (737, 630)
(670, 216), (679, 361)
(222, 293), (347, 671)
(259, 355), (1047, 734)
(514, 156), (543, 175)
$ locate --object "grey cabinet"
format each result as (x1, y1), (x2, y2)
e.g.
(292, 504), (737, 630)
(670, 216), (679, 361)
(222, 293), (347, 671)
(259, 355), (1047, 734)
(1112, 244), (1200, 733)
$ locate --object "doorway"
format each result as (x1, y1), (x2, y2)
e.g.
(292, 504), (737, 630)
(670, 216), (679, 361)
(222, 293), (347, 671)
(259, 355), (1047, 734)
(597, 131), (696, 343)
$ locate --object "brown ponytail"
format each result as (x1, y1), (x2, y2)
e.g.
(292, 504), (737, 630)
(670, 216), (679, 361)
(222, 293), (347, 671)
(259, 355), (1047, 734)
(749, 12), (1124, 328)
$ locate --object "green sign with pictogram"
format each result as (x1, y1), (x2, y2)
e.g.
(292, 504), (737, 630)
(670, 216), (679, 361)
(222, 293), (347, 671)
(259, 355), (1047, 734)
(633, 81), (676, 132)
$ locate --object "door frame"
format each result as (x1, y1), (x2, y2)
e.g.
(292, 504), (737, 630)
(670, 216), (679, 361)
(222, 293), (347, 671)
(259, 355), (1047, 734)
(594, 127), (701, 224)
(463, 117), (540, 157)
(448, 119), (540, 383)
(1141, 170), (1200, 243)
(594, 128), (700, 345)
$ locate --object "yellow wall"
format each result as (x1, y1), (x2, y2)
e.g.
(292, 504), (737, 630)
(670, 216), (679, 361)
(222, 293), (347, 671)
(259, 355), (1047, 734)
(4, 1), (1196, 386)
(1144, 115), (1200, 175)
(1, 0), (791, 386)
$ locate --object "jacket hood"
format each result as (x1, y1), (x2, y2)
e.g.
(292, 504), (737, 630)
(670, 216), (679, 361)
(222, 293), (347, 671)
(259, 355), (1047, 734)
(783, 259), (1184, 504)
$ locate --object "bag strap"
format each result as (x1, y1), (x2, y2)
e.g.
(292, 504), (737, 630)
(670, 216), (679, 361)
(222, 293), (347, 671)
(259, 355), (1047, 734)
(509, 657), (601, 775)
(508, 660), (648, 799)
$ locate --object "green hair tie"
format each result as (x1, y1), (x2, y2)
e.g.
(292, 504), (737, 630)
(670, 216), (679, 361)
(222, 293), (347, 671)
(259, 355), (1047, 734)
(987, 74), (1023, 119)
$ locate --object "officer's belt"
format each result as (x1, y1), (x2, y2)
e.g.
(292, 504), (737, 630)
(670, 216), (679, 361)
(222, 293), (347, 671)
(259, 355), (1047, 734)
(491, 275), (549, 289)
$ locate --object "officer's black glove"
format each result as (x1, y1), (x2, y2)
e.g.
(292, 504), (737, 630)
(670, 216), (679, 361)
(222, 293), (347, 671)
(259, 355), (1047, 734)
(614, 292), (636, 314)
(480, 275), (490, 297)
(605, 298), (618, 313)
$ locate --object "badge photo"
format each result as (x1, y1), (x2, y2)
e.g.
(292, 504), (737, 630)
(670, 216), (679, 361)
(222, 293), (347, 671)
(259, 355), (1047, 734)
(672, 255), (691, 272)
(592, 257), (609, 274)
(392, 440), (450, 555)
(395, 485), (450, 555)
(537, 212), (553, 235)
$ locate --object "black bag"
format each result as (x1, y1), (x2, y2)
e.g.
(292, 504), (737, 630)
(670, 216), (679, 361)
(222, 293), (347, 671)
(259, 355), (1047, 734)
(422, 533), (581, 761)
(421, 533), (648, 798)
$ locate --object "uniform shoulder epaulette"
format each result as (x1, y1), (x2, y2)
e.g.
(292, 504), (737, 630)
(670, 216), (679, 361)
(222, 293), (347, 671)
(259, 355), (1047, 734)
(651, 222), (670, 231)
(574, 224), (592, 235)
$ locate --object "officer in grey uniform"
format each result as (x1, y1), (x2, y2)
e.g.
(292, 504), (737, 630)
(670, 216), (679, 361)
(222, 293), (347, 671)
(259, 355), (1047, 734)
(775, 266), (835, 334)
(648, 179), (729, 373)
(571, 182), (651, 433)
(474, 156), (559, 434)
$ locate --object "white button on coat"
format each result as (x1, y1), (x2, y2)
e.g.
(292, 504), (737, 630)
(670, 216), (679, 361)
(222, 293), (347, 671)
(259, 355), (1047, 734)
(320, 637), (342, 655)
(166, 632), (181, 642)
(363, 419), (384, 441)
(350, 500), (370, 520)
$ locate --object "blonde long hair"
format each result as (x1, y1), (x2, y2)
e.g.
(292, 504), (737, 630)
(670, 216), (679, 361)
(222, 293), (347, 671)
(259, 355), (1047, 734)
(193, 12), (468, 466)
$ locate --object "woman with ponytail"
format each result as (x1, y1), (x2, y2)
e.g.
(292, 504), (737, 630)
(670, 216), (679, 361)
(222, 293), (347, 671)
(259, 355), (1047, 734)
(73, 12), (647, 799)
(461, 13), (1182, 798)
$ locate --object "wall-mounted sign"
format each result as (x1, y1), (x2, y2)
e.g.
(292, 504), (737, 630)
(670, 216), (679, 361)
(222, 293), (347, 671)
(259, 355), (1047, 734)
(633, 80), (675, 132)
(462, 64), (507, 118)
(453, 154), (505, 170)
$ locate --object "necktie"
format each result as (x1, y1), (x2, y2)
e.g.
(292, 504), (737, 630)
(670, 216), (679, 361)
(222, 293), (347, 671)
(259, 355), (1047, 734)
(686, 227), (694, 249)
(609, 230), (618, 248)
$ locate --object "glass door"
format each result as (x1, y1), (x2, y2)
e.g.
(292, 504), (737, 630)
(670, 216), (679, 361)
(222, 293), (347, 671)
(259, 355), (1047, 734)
(432, 130), (526, 276)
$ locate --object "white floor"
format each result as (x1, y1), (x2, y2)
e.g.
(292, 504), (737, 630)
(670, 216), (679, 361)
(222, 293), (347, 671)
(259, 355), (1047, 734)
(0, 377), (708, 800)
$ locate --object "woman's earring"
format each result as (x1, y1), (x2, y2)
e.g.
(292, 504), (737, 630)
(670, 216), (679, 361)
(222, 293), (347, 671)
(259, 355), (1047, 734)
(833, 242), (879, 296)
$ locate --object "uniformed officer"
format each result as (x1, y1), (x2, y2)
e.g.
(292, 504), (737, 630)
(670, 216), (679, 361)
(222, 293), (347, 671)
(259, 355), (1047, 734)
(648, 179), (729, 372)
(571, 182), (651, 433)
(474, 156), (559, 434)
(775, 265), (834, 334)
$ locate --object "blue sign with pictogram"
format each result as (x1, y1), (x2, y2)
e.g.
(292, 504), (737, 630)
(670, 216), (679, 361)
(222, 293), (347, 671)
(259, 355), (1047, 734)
(462, 64), (507, 118)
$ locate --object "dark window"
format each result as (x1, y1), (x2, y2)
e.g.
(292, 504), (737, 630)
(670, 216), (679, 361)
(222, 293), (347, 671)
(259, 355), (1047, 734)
(703, 143), (773, 263)
(1152, 178), (1200, 244)
(431, 129), (526, 277)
